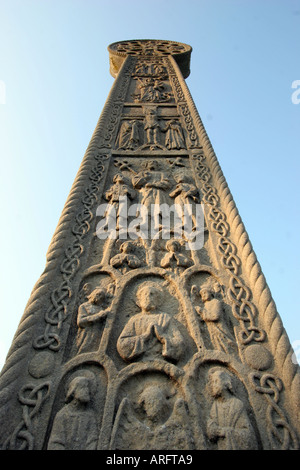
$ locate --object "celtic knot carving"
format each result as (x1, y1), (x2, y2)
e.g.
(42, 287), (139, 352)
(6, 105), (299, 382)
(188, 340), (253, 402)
(193, 153), (265, 345)
(116, 60), (136, 101)
(33, 154), (109, 353)
(192, 151), (299, 448)
(109, 40), (191, 57)
(5, 382), (51, 450)
(250, 372), (298, 449)
(1, 38), (298, 453)
(98, 103), (123, 149)
(165, 59), (201, 149)
(179, 104), (199, 146)
(191, 147), (299, 430)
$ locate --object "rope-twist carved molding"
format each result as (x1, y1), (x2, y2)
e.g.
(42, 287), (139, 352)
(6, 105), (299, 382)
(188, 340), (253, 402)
(192, 153), (298, 448)
(5, 382), (51, 450)
(32, 154), (108, 352)
(192, 118), (300, 436)
(193, 153), (265, 346)
(191, 119), (300, 425)
(167, 55), (300, 447)
(0, 46), (299, 451)
(0, 56), (135, 449)
(250, 372), (298, 450)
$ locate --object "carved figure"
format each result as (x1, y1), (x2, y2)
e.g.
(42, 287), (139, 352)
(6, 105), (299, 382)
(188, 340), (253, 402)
(110, 241), (143, 272)
(132, 160), (171, 231)
(142, 107), (163, 149)
(134, 62), (148, 75)
(206, 368), (258, 450)
(169, 172), (199, 232)
(76, 287), (111, 353)
(48, 376), (98, 450)
(134, 62), (167, 78)
(103, 174), (136, 232)
(161, 239), (192, 274)
(117, 120), (141, 150)
(134, 77), (171, 103)
(170, 172), (199, 204)
(110, 385), (196, 450)
(164, 119), (186, 149)
(117, 282), (185, 363)
(132, 160), (170, 202)
(194, 285), (236, 355)
(152, 63), (168, 78)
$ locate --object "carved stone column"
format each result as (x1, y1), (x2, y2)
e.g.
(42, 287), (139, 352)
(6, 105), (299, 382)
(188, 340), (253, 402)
(0, 39), (299, 450)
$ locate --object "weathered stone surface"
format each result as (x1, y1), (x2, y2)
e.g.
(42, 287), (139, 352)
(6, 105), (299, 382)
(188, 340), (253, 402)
(0, 39), (299, 450)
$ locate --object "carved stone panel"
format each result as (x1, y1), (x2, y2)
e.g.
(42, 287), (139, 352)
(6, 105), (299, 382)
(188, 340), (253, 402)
(0, 39), (299, 451)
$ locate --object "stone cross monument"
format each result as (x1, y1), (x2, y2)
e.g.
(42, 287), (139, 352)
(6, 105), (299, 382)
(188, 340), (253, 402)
(0, 40), (299, 450)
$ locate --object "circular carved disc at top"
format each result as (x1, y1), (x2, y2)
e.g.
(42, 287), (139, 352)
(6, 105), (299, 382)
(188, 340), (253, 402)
(108, 39), (191, 57)
(108, 39), (192, 78)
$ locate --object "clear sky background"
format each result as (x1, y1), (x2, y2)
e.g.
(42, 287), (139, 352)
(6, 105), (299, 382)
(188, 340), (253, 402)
(0, 0), (299, 370)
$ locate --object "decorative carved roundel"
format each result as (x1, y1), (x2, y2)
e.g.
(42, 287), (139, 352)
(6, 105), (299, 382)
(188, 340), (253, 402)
(108, 39), (191, 56)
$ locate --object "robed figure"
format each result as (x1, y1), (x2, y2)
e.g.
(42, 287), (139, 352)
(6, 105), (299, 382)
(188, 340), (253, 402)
(117, 282), (185, 363)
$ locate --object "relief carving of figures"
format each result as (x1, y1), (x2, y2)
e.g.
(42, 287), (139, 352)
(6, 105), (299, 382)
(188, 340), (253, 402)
(170, 172), (199, 205)
(103, 174), (136, 232)
(132, 160), (170, 205)
(110, 241), (144, 273)
(134, 62), (168, 79)
(161, 239), (192, 274)
(169, 172), (200, 230)
(134, 62), (149, 76)
(116, 113), (185, 152)
(141, 107), (164, 150)
(76, 287), (112, 354)
(192, 283), (236, 355)
(164, 119), (186, 150)
(110, 385), (196, 450)
(133, 77), (172, 103)
(116, 120), (141, 150)
(117, 282), (185, 363)
(132, 160), (171, 231)
(206, 368), (258, 450)
(47, 376), (98, 450)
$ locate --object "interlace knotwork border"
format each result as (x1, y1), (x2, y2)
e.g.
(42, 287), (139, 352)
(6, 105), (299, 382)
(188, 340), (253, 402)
(193, 152), (298, 449)
(5, 382), (51, 450)
(193, 152), (265, 345)
(250, 372), (298, 449)
(165, 57), (200, 149)
(4, 153), (109, 450)
(0, 55), (135, 450)
(33, 154), (109, 353)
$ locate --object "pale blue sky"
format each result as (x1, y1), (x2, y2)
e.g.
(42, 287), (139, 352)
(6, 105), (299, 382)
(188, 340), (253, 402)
(0, 0), (299, 369)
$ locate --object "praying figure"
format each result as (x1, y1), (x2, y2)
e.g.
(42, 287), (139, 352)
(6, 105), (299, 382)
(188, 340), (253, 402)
(110, 241), (143, 273)
(206, 368), (258, 450)
(117, 281), (185, 363)
(160, 239), (192, 274)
